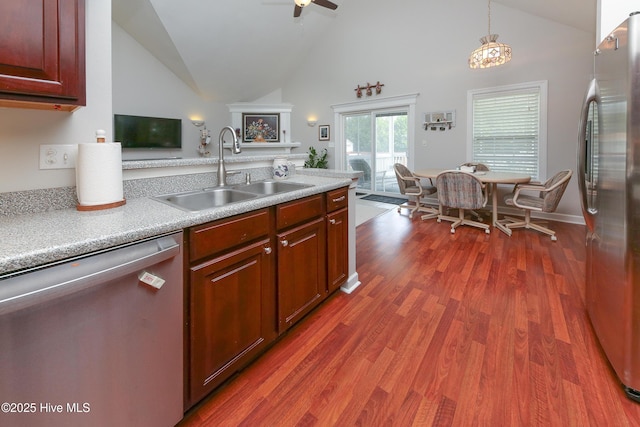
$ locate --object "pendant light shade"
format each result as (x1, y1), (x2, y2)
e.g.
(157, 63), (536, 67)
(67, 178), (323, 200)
(469, 34), (512, 69)
(469, 1), (512, 69)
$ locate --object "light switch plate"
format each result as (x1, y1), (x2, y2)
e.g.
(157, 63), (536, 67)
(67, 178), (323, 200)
(39, 144), (77, 169)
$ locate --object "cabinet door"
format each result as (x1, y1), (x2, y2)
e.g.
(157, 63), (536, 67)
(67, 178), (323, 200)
(327, 207), (348, 293)
(277, 217), (326, 332)
(0, 0), (85, 108)
(188, 238), (275, 405)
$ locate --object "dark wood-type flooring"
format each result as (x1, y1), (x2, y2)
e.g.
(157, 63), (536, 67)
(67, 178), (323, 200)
(179, 208), (640, 426)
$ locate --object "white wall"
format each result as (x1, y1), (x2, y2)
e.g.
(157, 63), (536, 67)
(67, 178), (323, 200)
(112, 23), (228, 160)
(0, 1), (112, 192)
(282, 0), (594, 218)
(0, 0), (595, 221)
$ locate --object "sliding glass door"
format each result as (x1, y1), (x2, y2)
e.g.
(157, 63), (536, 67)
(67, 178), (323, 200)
(344, 110), (407, 193)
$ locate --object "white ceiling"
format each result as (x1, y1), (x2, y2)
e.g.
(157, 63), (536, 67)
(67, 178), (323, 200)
(112, 0), (596, 103)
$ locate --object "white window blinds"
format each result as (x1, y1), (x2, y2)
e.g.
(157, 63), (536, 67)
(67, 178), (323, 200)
(470, 82), (546, 180)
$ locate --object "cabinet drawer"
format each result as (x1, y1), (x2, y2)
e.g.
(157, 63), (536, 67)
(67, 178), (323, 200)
(276, 194), (324, 230)
(189, 209), (270, 262)
(326, 187), (348, 212)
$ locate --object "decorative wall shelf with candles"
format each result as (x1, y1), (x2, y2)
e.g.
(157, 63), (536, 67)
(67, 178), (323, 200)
(423, 111), (456, 131)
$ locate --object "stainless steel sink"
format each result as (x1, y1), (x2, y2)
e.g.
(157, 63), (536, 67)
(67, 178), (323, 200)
(154, 180), (313, 212)
(234, 180), (312, 195)
(154, 188), (257, 212)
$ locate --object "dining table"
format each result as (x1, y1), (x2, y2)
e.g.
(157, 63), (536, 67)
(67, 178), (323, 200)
(414, 168), (531, 235)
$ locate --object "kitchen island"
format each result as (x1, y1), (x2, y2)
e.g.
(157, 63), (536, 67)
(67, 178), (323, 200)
(0, 160), (362, 423)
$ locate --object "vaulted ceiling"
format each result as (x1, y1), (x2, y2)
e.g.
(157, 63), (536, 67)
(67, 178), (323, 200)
(112, 0), (596, 103)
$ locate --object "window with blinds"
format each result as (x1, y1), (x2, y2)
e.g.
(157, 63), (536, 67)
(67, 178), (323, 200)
(468, 81), (547, 181)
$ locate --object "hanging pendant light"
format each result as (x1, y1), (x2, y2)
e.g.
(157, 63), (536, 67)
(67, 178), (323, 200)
(469, 0), (512, 69)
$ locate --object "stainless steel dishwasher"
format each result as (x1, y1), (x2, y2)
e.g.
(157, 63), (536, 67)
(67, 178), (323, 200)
(0, 231), (184, 427)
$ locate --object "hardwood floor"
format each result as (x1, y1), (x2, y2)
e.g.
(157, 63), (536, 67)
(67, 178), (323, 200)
(179, 210), (640, 426)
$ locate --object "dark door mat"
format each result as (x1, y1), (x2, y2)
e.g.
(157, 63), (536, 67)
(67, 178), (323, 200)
(360, 194), (407, 205)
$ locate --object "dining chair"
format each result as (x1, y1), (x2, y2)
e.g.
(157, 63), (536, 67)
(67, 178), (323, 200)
(459, 162), (491, 221)
(393, 163), (438, 220)
(436, 171), (490, 234)
(499, 169), (572, 241)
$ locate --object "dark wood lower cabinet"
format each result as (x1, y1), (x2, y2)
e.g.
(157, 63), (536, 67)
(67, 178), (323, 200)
(327, 207), (348, 293)
(326, 187), (349, 294)
(188, 238), (275, 407)
(185, 187), (349, 410)
(277, 217), (326, 333)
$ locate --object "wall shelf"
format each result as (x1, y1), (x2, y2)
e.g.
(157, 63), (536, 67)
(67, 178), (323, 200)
(227, 102), (294, 143)
(423, 110), (456, 131)
(223, 142), (301, 154)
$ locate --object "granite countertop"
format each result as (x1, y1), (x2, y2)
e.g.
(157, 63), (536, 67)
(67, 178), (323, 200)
(0, 173), (356, 276)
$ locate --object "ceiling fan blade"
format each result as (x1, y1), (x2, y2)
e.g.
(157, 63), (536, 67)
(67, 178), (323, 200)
(293, 4), (302, 17)
(312, 0), (338, 10)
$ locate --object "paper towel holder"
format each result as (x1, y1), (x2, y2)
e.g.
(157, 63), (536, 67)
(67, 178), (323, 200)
(77, 199), (126, 211)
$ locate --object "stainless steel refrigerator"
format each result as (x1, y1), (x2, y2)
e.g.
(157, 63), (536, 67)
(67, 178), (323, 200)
(578, 11), (640, 401)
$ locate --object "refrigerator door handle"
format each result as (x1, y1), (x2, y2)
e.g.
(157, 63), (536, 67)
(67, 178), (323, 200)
(578, 77), (599, 231)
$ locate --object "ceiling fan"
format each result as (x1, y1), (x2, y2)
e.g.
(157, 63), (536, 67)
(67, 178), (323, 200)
(293, 0), (338, 18)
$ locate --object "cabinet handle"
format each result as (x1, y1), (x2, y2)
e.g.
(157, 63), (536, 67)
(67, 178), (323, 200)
(263, 247), (272, 255)
(281, 240), (289, 247)
(329, 219), (336, 225)
(332, 195), (346, 202)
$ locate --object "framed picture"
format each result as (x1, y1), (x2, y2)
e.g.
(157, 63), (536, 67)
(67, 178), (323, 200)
(319, 124), (330, 141)
(242, 113), (280, 142)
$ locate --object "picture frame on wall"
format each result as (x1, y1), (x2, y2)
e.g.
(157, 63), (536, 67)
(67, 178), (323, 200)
(242, 113), (280, 142)
(319, 124), (330, 141)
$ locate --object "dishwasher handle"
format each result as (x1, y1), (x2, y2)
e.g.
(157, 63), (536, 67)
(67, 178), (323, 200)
(0, 233), (182, 316)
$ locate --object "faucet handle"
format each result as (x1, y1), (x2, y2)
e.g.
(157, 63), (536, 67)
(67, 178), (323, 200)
(245, 172), (251, 184)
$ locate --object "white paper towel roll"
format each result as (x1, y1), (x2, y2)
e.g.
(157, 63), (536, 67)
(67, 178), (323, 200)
(76, 142), (124, 208)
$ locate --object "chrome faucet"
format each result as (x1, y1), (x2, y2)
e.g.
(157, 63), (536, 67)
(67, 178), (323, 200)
(217, 126), (241, 187)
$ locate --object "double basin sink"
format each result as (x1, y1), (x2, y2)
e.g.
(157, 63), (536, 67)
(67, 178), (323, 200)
(154, 180), (313, 212)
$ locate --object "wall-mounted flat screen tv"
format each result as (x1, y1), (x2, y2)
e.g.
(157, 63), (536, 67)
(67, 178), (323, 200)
(114, 114), (182, 149)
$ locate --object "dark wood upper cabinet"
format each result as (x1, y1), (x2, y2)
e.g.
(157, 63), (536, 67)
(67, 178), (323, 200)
(0, 0), (86, 111)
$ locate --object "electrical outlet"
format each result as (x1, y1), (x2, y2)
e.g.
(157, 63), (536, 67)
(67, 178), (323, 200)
(39, 144), (77, 169)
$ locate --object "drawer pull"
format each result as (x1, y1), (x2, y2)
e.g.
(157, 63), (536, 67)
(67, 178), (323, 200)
(264, 247), (272, 255)
(281, 240), (289, 247)
(329, 219), (336, 225)
(332, 195), (346, 203)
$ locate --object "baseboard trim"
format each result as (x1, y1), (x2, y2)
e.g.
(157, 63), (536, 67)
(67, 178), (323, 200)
(498, 207), (585, 226)
(340, 272), (361, 294)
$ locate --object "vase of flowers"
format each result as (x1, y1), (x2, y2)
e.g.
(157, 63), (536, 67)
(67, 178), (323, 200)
(254, 131), (265, 142)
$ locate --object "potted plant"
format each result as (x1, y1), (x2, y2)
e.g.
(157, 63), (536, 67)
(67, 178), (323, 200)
(304, 146), (328, 169)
